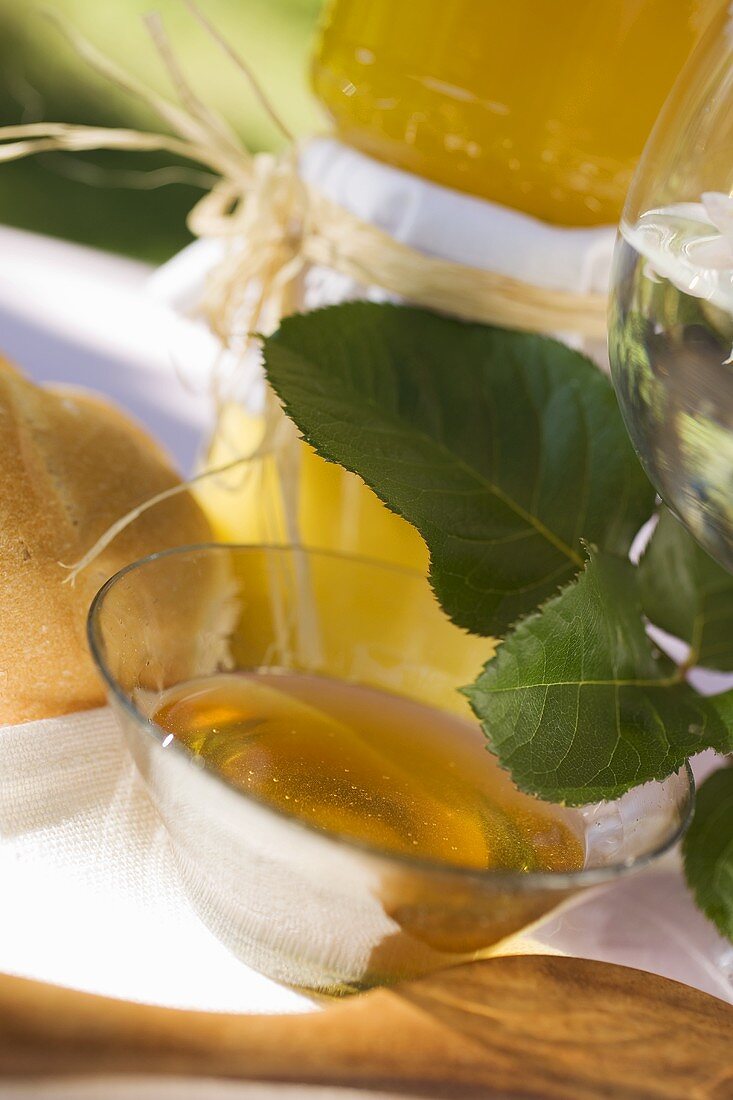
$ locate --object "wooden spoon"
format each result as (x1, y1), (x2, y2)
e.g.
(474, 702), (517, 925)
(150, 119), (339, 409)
(1, 956), (731, 1098)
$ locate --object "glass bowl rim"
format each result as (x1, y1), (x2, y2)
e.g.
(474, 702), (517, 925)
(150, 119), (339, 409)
(87, 541), (696, 891)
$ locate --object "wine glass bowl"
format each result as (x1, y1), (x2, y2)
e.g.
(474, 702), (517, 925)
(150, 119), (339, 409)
(609, 5), (733, 570)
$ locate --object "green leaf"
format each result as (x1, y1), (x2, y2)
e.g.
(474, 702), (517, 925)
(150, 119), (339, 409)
(683, 767), (733, 942)
(263, 303), (655, 635)
(639, 506), (733, 671)
(464, 550), (733, 804)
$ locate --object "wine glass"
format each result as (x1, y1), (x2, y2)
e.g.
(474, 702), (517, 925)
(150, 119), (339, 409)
(609, 2), (733, 570)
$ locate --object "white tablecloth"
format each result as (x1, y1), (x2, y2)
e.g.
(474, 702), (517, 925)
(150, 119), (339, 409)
(0, 226), (212, 471)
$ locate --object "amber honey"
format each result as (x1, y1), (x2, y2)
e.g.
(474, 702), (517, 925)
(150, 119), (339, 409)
(154, 671), (584, 874)
(313, 0), (712, 226)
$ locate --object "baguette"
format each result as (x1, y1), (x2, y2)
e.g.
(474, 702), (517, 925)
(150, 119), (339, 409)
(0, 357), (211, 722)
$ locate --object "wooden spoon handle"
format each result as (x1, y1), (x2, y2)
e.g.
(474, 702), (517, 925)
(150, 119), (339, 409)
(2, 957), (732, 1099)
(0, 972), (318, 1080)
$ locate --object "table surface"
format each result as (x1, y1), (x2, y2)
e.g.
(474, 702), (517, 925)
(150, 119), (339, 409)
(0, 225), (212, 472)
(1, 224), (731, 1016)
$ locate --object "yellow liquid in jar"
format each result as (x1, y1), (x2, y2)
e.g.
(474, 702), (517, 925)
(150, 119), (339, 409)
(312, 0), (711, 226)
(153, 671), (584, 873)
(196, 404), (428, 569)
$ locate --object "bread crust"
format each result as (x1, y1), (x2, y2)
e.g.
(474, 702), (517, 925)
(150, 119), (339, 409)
(0, 358), (211, 722)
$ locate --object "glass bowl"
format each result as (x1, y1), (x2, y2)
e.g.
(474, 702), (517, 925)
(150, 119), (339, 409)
(88, 544), (694, 993)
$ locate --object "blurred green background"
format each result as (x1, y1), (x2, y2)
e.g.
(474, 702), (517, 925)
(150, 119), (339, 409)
(0, 0), (326, 263)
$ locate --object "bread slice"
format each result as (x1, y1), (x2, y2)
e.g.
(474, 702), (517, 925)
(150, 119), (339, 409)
(0, 357), (211, 722)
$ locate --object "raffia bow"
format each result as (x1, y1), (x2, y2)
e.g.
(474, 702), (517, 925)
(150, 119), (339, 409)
(192, 148), (610, 347)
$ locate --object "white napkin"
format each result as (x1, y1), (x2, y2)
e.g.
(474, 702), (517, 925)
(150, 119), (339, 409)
(0, 707), (311, 1014)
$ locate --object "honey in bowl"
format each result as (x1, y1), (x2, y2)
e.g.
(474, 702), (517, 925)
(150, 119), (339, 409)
(154, 671), (584, 874)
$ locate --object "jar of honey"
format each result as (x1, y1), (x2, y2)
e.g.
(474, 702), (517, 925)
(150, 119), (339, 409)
(196, 0), (712, 566)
